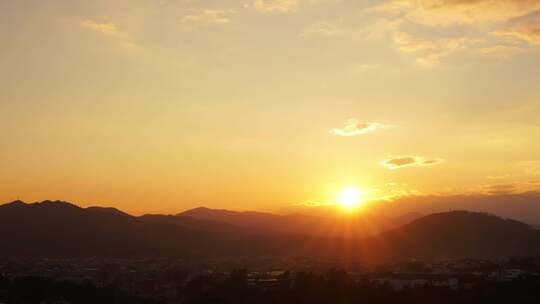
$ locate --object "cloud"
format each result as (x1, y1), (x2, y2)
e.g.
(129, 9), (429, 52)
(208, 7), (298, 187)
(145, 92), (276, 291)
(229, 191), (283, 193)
(373, 0), (540, 27)
(381, 156), (444, 169)
(329, 119), (384, 137)
(253, 0), (300, 13)
(494, 10), (540, 45)
(78, 19), (138, 50)
(182, 9), (235, 25)
(80, 20), (118, 35)
(394, 32), (437, 52)
(495, 26), (540, 45)
(252, 0), (336, 14)
(301, 21), (344, 37)
(365, 18), (404, 40)
(294, 200), (333, 207)
(394, 32), (478, 66)
(518, 160), (540, 176)
(484, 183), (519, 195)
(479, 45), (525, 58)
(368, 1), (540, 64)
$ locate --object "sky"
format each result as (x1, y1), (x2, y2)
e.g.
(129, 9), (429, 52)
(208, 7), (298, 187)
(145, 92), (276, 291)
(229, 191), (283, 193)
(1, 0), (540, 215)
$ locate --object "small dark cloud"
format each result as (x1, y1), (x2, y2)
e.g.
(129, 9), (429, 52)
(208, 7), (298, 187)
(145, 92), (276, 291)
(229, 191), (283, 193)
(382, 156), (443, 170)
(386, 157), (416, 167)
(421, 159), (442, 165)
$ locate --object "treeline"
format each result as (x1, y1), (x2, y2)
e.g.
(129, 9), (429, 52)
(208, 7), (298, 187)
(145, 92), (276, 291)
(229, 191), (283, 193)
(183, 269), (540, 304)
(0, 276), (158, 304)
(3, 270), (540, 304)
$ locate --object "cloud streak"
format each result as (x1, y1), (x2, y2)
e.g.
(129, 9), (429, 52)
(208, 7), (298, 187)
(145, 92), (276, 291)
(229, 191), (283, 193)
(78, 19), (138, 50)
(329, 120), (384, 137)
(374, 0), (540, 27)
(368, 0), (540, 65)
(381, 156), (444, 170)
(80, 20), (118, 35)
(394, 31), (480, 66)
(301, 21), (344, 37)
(182, 9), (235, 25)
(253, 0), (336, 14)
(496, 27), (540, 45)
(253, 0), (300, 13)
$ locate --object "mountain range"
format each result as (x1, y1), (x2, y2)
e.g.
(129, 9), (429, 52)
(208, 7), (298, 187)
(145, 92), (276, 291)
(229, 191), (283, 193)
(178, 207), (422, 238)
(1, 200), (539, 264)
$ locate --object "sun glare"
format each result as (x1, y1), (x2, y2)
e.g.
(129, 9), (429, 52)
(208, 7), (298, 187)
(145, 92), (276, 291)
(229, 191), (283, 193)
(337, 187), (363, 210)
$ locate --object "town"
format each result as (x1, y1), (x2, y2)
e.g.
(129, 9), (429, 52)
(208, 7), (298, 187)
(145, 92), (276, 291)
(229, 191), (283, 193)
(2, 256), (540, 303)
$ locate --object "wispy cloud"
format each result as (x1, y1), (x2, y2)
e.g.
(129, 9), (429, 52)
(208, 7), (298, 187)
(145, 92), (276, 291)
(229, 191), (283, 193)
(518, 160), (540, 176)
(394, 32), (478, 67)
(497, 10), (540, 45)
(367, 0), (540, 65)
(381, 156), (444, 170)
(253, 0), (300, 13)
(484, 183), (519, 195)
(479, 45), (525, 58)
(372, 0), (540, 27)
(495, 27), (540, 45)
(182, 9), (235, 25)
(329, 119), (385, 137)
(78, 19), (138, 50)
(394, 32), (438, 52)
(252, 0), (335, 14)
(80, 20), (118, 35)
(301, 21), (344, 37)
(293, 200), (333, 207)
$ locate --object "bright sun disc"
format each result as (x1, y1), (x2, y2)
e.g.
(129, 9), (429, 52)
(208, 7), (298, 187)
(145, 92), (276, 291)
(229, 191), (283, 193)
(337, 187), (363, 210)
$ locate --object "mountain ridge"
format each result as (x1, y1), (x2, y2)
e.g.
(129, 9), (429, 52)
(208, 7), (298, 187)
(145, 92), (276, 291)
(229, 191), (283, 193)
(1, 200), (539, 264)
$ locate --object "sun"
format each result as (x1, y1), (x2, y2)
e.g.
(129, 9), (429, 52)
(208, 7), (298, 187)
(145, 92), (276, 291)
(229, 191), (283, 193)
(337, 187), (363, 210)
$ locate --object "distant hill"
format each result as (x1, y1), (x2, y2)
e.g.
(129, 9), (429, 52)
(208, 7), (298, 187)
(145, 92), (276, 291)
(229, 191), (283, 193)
(0, 200), (300, 258)
(1, 201), (539, 264)
(371, 192), (540, 225)
(179, 207), (419, 238)
(355, 211), (540, 263)
(86, 206), (132, 218)
(139, 213), (248, 237)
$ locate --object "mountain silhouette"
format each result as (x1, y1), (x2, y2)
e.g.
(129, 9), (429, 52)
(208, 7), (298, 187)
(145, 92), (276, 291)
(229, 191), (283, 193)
(355, 211), (540, 263)
(86, 206), (132, 218)
(0, 200), (306, 258)
(179, 207), (419, 238)
(1, 201), (539, 263)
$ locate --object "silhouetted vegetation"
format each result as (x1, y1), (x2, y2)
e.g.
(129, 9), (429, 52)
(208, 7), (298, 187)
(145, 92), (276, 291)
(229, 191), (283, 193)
(3, 269), (540, 304)
(176, 269), (540, 304)
(0, 276), (158, 304)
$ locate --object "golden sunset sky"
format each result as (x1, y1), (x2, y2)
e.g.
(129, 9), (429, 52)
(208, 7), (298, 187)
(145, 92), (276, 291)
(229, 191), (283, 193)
(1, 0), (540, 215)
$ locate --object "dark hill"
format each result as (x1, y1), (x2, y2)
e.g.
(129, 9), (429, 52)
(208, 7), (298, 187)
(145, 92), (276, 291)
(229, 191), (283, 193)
(86, 206), (132, 218)
(358, 211), (540, 263)
(139, 213), (249, 237)
(179, 207), (404, 238)
(0, 200), (298, 258)
(2, 202), (539, 263)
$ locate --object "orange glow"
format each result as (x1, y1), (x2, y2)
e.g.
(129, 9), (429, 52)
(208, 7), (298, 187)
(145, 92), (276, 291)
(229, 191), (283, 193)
(2, 0), (540, 216)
